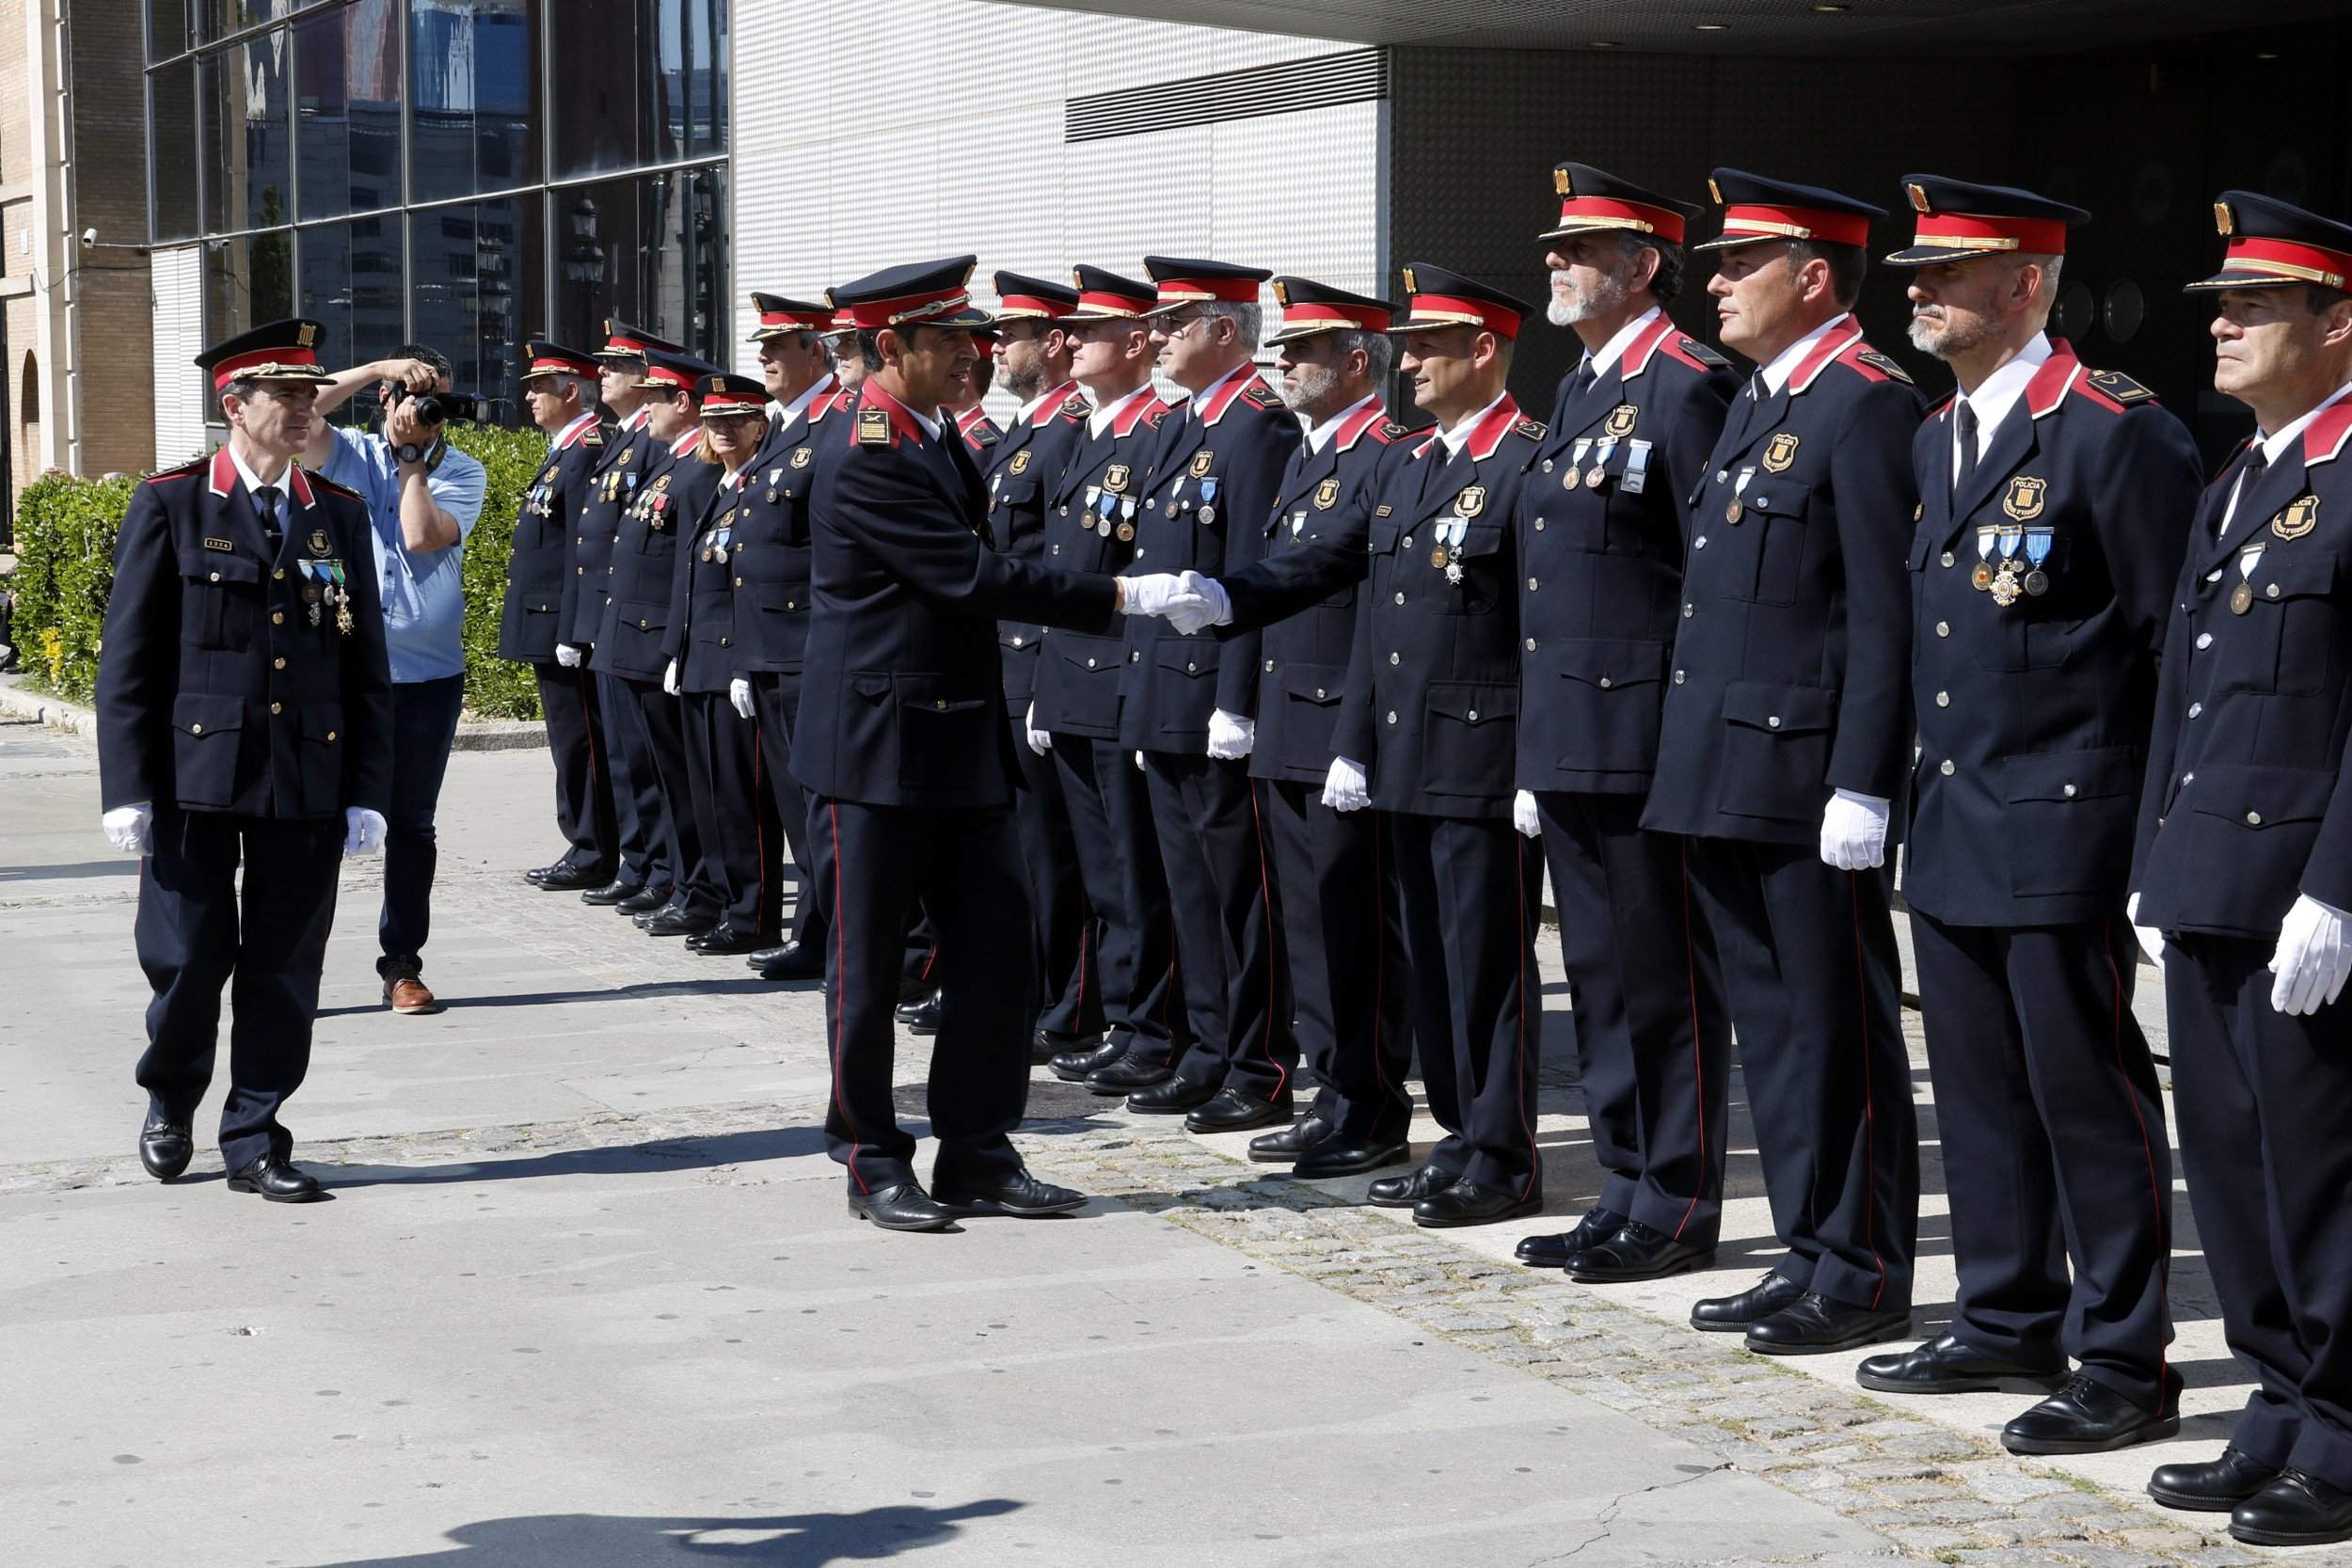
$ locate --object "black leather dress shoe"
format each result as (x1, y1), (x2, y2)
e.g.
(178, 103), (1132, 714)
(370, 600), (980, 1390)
(1857, 1333), (2069, 1396)
(895, 991), (943, 1035)
(847, 1183), (959, 1232)
(226, 1154), (325, 1203)
(580, 879), (644, 907)
(1087, 1053), (1174, 1094)
(1035, 1029), (1100, 1067)
(1248, 1114), (1334, 1164)
(1414, 1180), (1540, 1228)
(2233, 1469), (2352, 1546)
(1565, 1220), (1715, 1283)
(2001, 1373), (2179, 1454)
(535, 862), (610, 892)
(1747, 1292), (1911, 1355)
(1293, 1139), (1410, 1179)
(523, 862), (561, 885)
(2149, 1446), (2283, 1513)
(896, 971), (934, 1004)
(1127, 1077), (1217, 1115)
(932, 1168), (1089, 1217)
(689, 925), (769, 956)
(1518, 1207), (1627, 1267)
(643, 908), (716, 938)
(1185, 1087), (1293, 1133)
(1368, 1165), (1458, 1209)
(1690, 1271), (1805, 1332)
(138, 1109), (193, 1180)
(1051, 1037), (1127, 1083)
(755, 941), (827, 981)
(614, 885), (670, 915)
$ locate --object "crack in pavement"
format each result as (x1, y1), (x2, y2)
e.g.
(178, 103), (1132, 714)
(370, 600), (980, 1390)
(1522, 1463), (1736, 1566)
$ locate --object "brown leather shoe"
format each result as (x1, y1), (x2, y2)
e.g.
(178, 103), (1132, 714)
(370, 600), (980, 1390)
(385, 973), (443, 1014)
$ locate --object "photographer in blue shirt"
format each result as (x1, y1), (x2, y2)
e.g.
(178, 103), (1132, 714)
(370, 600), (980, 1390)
(303, 347), (487, 1014)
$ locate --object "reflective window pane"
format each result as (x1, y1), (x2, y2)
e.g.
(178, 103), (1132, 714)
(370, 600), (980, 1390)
(148, 0), (196, 61)
(297, 215), (404, 388)
(409, 198), (545, 409)
(549, 166), (729, 367)
(294, 0), (403, 219)
(150, 60), (202, 242)
(203, 230), (296, 343)
(551, 0), (729, 180)
(199, 37), (293, 233)
(408, 0), (543, 203)
(199, 0), (302, 42)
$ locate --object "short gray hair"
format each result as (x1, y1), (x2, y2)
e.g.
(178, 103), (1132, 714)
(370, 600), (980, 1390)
(1334, 327), (1392, 383)
(1203, 301), (1263, 351)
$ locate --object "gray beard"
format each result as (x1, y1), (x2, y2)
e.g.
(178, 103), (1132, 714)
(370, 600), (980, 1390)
(1279, 360), (1342, 413)
(1547, 268), (1626, 328)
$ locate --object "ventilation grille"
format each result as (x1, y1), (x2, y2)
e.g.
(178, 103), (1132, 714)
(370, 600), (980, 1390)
(1066, 48), (1388, 143)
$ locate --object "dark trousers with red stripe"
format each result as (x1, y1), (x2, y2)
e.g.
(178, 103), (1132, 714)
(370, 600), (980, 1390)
(1390, 812), (1542, 1196)
(1537, 792), (1729, 1245)
(1052, 734), (1183, 1063)
(1010, 713), (1102, 1039)
(808, 796), (1038, 1194)
(622, 675), (708, 916)
(751, 672), (819, 945)
(1263, 778), (1411, 1143)
(1690, 839), (1915, 1312)
(2168, 934), (2352, 1483)
(1141, 752), (1292, 1100)
(1914, 911), (2172, 1407)
(532, 660), (614, 873)
(598, 669), (668, 892)
(681, 689), (780, 937)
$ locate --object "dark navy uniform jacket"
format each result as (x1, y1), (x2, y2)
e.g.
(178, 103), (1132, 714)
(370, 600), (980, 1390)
(1027, 386), (1173, 739)
(985, 382), (1083, 717)
(590, 430), (719, 684)
(497, 413), (607, 663)
(563, 414), (652, 648)
(727, 388), (848, 681)
(792, 385), (1120, 811)
(97, 448), (392, 820)
(1645, 321), (1923, 843)
(1513, 312), (1740, 796)
(664, 447), (756, 696)
(1214, 396), (1410, 784)
(1905, 340), (2199, 927)
(1118, 366), (1299, 752)
(2135, 398), (2352, 938)
(1333, 395), (1547, 821)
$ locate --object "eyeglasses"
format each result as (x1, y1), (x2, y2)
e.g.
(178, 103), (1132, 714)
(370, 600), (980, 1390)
(1155, 312), (1208, 338)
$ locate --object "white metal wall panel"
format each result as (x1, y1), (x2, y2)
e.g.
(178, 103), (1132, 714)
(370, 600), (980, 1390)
(150, 245), (208, 468)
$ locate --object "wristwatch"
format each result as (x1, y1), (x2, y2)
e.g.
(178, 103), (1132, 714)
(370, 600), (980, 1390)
(393, 441), (427, 465)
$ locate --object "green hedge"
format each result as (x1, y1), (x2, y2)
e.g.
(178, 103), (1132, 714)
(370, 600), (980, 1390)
(6, 422), (551, 720)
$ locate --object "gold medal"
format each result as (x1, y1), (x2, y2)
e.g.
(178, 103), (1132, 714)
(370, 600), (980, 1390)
(2231, 580), (2254, 614)
(1561, 466), (1581, 490)
(1584, 465), (1606, 490)
(1431, 545), (1450, 568)
(1971, 562), (1994, 591)
(1725, 499), (1743, 524)
(1116, 522), (1135, 542)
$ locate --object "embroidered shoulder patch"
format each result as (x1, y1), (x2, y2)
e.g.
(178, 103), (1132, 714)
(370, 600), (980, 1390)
(1677, 336), (1731, 370)
(1513, 416), (1548, 440)
(1242, 383), (1283, 411)
(2084, 368), (2157, 404)
(855, 406), (892, 447)
(1854, 350), (1914, 385)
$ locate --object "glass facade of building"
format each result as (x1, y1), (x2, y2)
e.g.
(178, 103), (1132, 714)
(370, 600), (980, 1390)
(145, 0), (728, 425)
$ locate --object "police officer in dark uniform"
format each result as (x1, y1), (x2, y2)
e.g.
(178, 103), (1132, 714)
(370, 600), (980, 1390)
(499, 340), (614, 889)
(1112, 258), (1300, 1130)
(580, 319), (688, 910)
(98, 318), (393, 1201)
(1636, 173), (1924, 1356)
(1863, 177), (2198, 1454)
(984, 272), (1104, 1061)
(1505, 165), (1739, 1280)
(1027, 266), (1188, 1094)
(1139, 277), (1417, 1175)
(2134, 194), (2352, 1545)
(794, 257), (1132, 1230)
(1326, 265), (1549, 1227)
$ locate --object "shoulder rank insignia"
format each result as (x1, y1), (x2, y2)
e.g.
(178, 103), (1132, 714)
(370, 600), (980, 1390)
(2274, 494), (2319, 541)
(1513, 416), (1547, 440)
(1854, 350), (1914, 384)
(1380, 420), (1410, 440)
(855, 405), (891, 447)
(583, 429), (604, 446)
(2085, 368), (2156, 404)
(1677, 336), (1731, 370)
(1242, 382), (1283, 411)
(973, 423), (1000, 447)
(1061, 396), (1092, 420)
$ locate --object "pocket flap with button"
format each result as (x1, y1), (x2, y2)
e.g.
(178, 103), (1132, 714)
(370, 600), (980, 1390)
(619, 598), (668, 634)
(1282, 666), (1343, 705)
(1155, 641), (1219, 677)
(179, 546), (262, 583)
(171, 692), (245, 736)
(1427, 683), (1518, 723)
(2000, 745), (2137, 804)
(1722, 680), (1835, 736)
(1450, 520), (1504, 560)
(299, 704), (344, 744)
(1556, 638), (1666, 691)
(2255, 549), (2337, 601)
(2185, 763), (2336, 828)
(850, 672), (893, 704)
(895, 673), (989, 714)
(1367, 519), (1401, 556)
(1737, 481), (1814, 519)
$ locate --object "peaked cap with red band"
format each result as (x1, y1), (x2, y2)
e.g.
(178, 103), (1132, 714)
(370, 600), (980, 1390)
(2189, 191), (2352, 293)
(1062, 264), (1157, 323)
(1141, 256), (1270, 318)
(519, 338), (601, 382)
(596, 319), (685, 361)
(748, 293), (832, 341)
(1264, 276), (1400, 344)
(638, 347), (721, 395)
(1694, 168), (1884, 253)
(1540, 163), (1702, 246)
(199, 318), (334, 391)
(1883, 174), (2090, 267)
(697, 372), (768, 418)
(1388, 262), (1533, 341)
(827, 256), (993, 332)
(992, 270), (1080, 323)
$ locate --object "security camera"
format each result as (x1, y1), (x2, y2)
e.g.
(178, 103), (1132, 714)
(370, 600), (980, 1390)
(80, 227), (97, 248)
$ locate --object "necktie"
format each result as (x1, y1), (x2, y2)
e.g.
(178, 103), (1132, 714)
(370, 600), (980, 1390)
(254, 485), (283, 555)
(2222, 443), (2270, 540)
(1954, 401), (1979, 497)
(1564, 356), (1596, 404)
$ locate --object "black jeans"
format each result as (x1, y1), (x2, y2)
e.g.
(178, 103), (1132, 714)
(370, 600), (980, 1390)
(377, 673), (467, 977)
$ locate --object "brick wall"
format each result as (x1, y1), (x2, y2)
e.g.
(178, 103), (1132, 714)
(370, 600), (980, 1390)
(68, 0), (152, 478)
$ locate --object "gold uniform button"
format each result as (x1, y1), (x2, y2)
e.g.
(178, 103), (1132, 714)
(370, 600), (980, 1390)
(1935, 621), (1950, 638)
(1185, 660), (1197, 673)
(639, 619), (649, 629)
(326, 730), (336, 741)
(273, 568), (285, 580)
(735, 577), (744, 586)
(934, 700), (946, 709)
(273, 657), (285, 670)
(271, 611), (284, 626)
(269, 702), (282, 715)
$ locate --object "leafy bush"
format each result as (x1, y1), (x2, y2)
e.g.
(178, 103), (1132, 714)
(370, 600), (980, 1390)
(448, 422), (549, 720)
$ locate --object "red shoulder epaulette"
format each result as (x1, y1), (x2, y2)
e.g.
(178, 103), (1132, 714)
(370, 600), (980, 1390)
(2073, 365), (2159, 414)
(145, 456), (204, 483)
(1658, 334), (1731, 373)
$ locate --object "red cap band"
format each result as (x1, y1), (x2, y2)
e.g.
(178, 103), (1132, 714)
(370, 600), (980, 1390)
(2222, 236), (2352, 290)
(840, 287), (973, 329)
(211, 344), (324, 390)
(1404, 293), (1522, 340)
(1912, 210), (2069, 256)
(640, 362), (700, 392)
(995, 293), (1073, 320)
(757, 308), (830, 331)
(1075, 287), (1152, 316)
(1555, 196), (1687, 245)
(1280, 300), (1392, 332)
(1152, 276), (1262, 306)
(1719, 202), (1871, 249)
(701, 388), (765, 416)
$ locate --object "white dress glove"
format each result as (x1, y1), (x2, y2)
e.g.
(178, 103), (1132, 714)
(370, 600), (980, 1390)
(343, 806), (388, 858)
(2269, 893), (2352, 1016)
(1166, 570), (1232, 637)
(1025, 702), (1052, 756)
(729, 677), (755, 720)
(555, 643), (582, 669)
(2125, 892), (2166, 967)
(1205, 709), (1254, 761)
(662, 658), (680, 697)
(1135, 750), (1146, 771)
(103, 801), (154, 856)
(1819, 788), (1891, 872)
(1321, 755), (1370, 813)
(1513, 789), (1541, 840)
(1118, 573), (1187, 618)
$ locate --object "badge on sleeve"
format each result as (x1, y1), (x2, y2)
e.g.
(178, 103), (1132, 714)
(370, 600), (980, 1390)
(1761, 432), (1800, 474)
(2002, 476), (2047, 521)
(1313, 478), (1341, 510)
(2274, 494), (2319, 541)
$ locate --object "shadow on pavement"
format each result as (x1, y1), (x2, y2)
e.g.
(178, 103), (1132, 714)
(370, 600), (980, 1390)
(318, 976), (782, 1018)
(0, 858), (136, 881)
(304, 1499), (1025, 1565)
(323, 1125), (829, 1188)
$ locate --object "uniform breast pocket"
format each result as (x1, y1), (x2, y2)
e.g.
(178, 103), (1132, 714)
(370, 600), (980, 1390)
(894, 673), (992, 790)
(1717, 681), (1836, 822)
(1729, 482), (1813, 607)
(1367, 518), (1403, 558)
(1429, 522), (1507, 616)
(1422, 681), (1518, 796)
(178, 547), (262, 650)
(1998, 745), (2139, 897)
(2227, 548), (2339, 697)
(170, 693), (245, 807)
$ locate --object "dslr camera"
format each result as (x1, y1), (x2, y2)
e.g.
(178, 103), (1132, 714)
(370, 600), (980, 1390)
(412, 390), (484, 425)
